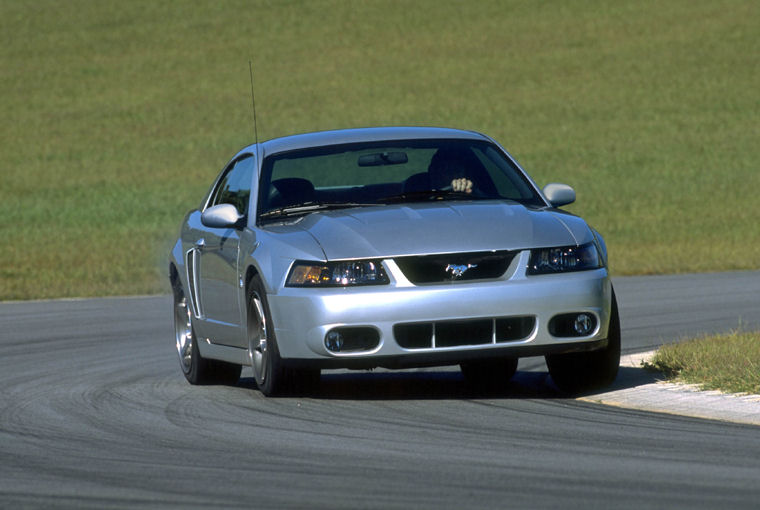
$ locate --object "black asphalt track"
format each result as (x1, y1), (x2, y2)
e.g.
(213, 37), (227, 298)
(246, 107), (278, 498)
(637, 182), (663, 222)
(1, 272), (759, 508)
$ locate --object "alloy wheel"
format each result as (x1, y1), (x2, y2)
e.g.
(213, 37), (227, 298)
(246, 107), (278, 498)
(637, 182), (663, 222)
(248, 293), (269, 386)
(174, 290), (193, 374)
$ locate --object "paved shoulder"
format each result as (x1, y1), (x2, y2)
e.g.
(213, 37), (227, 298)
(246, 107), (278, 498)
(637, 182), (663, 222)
(580, 352), (760, 426)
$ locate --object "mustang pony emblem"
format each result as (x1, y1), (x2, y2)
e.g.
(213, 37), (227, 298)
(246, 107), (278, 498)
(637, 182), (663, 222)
(445, 263), (478, 279)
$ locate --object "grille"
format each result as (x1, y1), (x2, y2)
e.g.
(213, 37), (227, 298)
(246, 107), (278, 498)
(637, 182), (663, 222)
(393, 251), (517, 284)
(394, 316), (535, 350)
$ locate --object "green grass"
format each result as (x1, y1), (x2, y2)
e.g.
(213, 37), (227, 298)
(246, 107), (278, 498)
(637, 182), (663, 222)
(645, 331), (760, 394)
(1, 0), (759, 300)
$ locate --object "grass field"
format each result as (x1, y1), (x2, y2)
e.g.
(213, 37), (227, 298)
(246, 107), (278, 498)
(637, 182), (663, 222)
(1, 0), (758, 300)
(646, 331), (760, 394)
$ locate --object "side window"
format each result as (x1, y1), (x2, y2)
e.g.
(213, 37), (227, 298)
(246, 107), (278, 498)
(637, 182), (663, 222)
(209, 155), (255, 215)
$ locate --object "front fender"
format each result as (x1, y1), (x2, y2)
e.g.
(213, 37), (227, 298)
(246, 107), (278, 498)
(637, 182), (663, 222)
(591, 228), (608, 267)
(243, 227), (326, 295)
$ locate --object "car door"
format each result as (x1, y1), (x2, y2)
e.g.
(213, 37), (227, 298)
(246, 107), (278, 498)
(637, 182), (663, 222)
(194, 154), (255, 346)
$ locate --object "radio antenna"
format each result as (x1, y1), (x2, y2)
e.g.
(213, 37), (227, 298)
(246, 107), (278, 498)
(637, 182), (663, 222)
(248, 59), (259, 145)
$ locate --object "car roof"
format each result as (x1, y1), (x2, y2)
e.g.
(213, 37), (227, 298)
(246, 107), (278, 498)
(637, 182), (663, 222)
(234, 126), (492, 159)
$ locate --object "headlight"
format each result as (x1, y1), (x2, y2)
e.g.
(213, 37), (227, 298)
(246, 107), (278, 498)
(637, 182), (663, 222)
(527, 242), (602, 275)
(286, 260), (389, 287)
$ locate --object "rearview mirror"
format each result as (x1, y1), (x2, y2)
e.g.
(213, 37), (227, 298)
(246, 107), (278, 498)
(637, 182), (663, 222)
(201, 203), (243, 229)
(542, 183), (576, 207)
(358, 151), (408, 166)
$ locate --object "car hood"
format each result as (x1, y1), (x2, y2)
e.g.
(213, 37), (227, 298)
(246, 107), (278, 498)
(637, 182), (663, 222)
(279, 201), (591, 260)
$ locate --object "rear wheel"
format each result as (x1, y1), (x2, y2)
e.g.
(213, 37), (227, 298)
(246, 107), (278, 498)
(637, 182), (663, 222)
(545, 289), (621, 394)
(174, 283), (195, 378)
(460, 357), (519, 391)
(173, 281), (241, 385)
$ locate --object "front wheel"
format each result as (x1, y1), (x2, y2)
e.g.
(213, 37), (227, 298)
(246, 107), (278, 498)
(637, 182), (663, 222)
(247, 275), (320, 397)
(545, 289), (621, 394)
(247, 276), (287, 396)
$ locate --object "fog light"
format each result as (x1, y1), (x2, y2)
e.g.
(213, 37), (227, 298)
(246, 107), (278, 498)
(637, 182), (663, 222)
(325, 330), (344, 352)
(573, 313), (594, 335)
(549, 313), (597, 337)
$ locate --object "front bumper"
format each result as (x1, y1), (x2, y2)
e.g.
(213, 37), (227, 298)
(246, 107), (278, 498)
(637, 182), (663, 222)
(268, 254), (612, 369)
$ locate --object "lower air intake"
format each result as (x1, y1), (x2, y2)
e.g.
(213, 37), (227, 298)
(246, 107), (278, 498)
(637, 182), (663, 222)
(394, 316), (535, 350)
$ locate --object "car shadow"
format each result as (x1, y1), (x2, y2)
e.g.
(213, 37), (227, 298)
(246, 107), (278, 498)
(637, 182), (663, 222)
(236, 363), (664, 401)
(598, 364), (664, 393)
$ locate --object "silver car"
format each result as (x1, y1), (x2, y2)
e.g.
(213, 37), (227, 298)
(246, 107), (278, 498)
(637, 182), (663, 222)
(169, 127), (620, 396)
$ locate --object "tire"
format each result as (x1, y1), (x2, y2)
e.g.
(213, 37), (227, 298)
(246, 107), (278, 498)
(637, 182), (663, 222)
(173, 281), (241, 385)
(545, 289), (621, 394)
(247, 275), (320, 397)
(247, 275), (288, 396)
(460, 357), (519, 392)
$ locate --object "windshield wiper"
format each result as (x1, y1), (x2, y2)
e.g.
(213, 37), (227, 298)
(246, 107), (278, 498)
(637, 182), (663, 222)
(377, 189), (478, 204)
(259, 201), (379, 220)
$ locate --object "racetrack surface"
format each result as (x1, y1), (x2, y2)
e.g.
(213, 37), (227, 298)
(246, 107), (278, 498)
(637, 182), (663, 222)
(1, 272), (759, 508)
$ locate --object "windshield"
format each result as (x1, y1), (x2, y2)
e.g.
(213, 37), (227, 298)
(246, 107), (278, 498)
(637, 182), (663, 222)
(257, 138), (544, 220)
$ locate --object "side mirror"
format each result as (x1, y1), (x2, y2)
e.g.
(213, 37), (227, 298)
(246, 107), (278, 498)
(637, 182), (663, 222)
(201, 203), (243, 229)
(542, 183), (576, 207)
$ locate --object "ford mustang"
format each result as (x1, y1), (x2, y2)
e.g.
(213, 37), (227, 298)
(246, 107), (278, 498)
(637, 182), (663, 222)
(169, 127), (620, 396)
